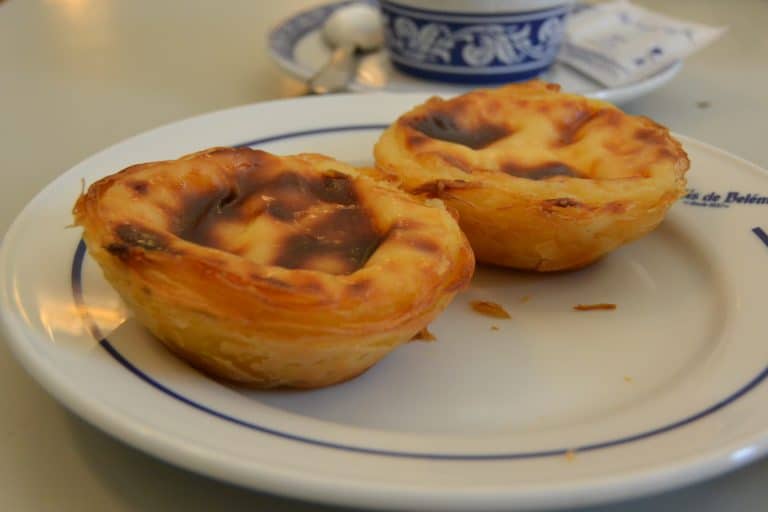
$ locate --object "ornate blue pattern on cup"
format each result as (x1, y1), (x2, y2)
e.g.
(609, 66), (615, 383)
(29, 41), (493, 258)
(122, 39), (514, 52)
(380, 1), (571, 84)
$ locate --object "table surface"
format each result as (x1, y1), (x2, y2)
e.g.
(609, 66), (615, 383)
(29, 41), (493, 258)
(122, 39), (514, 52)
(1, 1), (766, 511)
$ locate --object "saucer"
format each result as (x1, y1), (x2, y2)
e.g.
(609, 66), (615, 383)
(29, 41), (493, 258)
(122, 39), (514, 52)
(269, 0), (682, 104)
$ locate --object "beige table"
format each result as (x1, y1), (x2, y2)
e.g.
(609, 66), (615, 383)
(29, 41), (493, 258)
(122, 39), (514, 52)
(2, 1), (766, 510)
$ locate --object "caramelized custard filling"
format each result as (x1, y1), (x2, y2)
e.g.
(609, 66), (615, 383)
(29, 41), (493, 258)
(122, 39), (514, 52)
(500, 161), (581, 180)
(408, 110), (509, 150)
(399, 86), (678, 181)
(176, 166), (384, 275)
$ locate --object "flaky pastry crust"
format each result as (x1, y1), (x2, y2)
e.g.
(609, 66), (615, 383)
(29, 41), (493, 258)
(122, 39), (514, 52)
(374, 80), (690, 271)
(73, 148), (474, 388)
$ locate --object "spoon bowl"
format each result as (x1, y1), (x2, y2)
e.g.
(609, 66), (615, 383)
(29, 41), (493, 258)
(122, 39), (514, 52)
(307, 3), (384, 94)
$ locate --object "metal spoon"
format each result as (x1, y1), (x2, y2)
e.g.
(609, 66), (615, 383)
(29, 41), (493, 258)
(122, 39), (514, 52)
(307, 4), (384, 95)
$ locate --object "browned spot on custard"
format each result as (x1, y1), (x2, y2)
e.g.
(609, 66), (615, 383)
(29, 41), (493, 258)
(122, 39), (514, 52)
(105, 243), (130, 261)
(558, 108), (624, 147)
(250, 275), (291, 289)
(603, 201), (627, 214)
(411, 179), (477, 197)
(485, 97), (503, 110)
(536, 103), (553, 115)
(264, 200), (293, 221)
(543, 197), (582, 209)
(410, 327), (436, 342)
(114, 223), (170, 251)
(557, 109), (600, 145)
(347, 278), (373, 296)
(574, 303), (617, 311)
(407, 109), (509, 150)
(175, 157), (384, 275)
(470, 300), (511, 319)
(408, 237), (441, 254)
(634, 125), (670, 148)
(292, 275), (326, 295)
(502, 161), (580, 180)
(598, 109), (623, 127)
(273, 207), (383, 275)
(657, 147), (680, 161)
(405, 132), (431, 149)
(602, 139), (647, 158)
(311, 172), (358, 203)
(104, 227), (174, 262)
(128, 180), (149, 195)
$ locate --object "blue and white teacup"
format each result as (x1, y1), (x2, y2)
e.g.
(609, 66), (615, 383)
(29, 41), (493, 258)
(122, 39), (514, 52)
(379, 0), (574, 84)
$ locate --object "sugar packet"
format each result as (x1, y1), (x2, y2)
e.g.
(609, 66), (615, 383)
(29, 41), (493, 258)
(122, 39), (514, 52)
(557, 0), (726, 87)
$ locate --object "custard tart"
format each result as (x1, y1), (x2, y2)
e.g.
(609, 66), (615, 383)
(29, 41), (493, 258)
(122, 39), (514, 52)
(374, 80), (690, 271)
(73, 148), (474, 388)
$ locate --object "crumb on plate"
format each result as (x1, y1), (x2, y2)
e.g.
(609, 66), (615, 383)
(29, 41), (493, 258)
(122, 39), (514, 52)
(573, 303), (617, 311)
(410, 327), (437, 342)
(470, 300), (511, 319)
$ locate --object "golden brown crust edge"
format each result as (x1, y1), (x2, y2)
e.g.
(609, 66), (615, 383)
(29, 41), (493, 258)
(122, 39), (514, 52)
(74, 147), (474, 388)
(374, 80), (690, 271)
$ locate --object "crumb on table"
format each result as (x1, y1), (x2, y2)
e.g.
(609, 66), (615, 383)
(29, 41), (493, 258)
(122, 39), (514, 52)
(520, 295), (531, 303)
(470, 300), (511, 319)
(491, 325), (500, 331)
(624, 376), (633, 383)
(565, 449), (576, 462)
(573, 303), (617, 311)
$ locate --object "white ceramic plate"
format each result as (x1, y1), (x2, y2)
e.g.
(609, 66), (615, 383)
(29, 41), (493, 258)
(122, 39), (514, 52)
(268, 0), (683, 105)
(2, 93), (768, 511)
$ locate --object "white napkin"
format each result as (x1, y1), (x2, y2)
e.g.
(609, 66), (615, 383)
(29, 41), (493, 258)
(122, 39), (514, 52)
(557, 0), (726, 87)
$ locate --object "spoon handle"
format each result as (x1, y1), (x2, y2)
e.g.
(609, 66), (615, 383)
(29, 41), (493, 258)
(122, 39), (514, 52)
(307, 45), (357, 95)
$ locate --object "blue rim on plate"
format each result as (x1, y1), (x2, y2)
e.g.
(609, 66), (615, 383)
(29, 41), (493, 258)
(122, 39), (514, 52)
(72, 124), (768, 461)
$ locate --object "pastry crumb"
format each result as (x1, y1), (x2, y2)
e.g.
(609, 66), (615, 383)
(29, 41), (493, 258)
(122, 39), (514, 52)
(470, 300), (511, 319)
(624, 376), (633, 383)
(696, 100), (711, 109)
(491, 325), (500, 331)
(410, 327), (436, 342)
(565, 449), (577, 462)
(520, 295), (531, 303)
(573, 303), (616, 311)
